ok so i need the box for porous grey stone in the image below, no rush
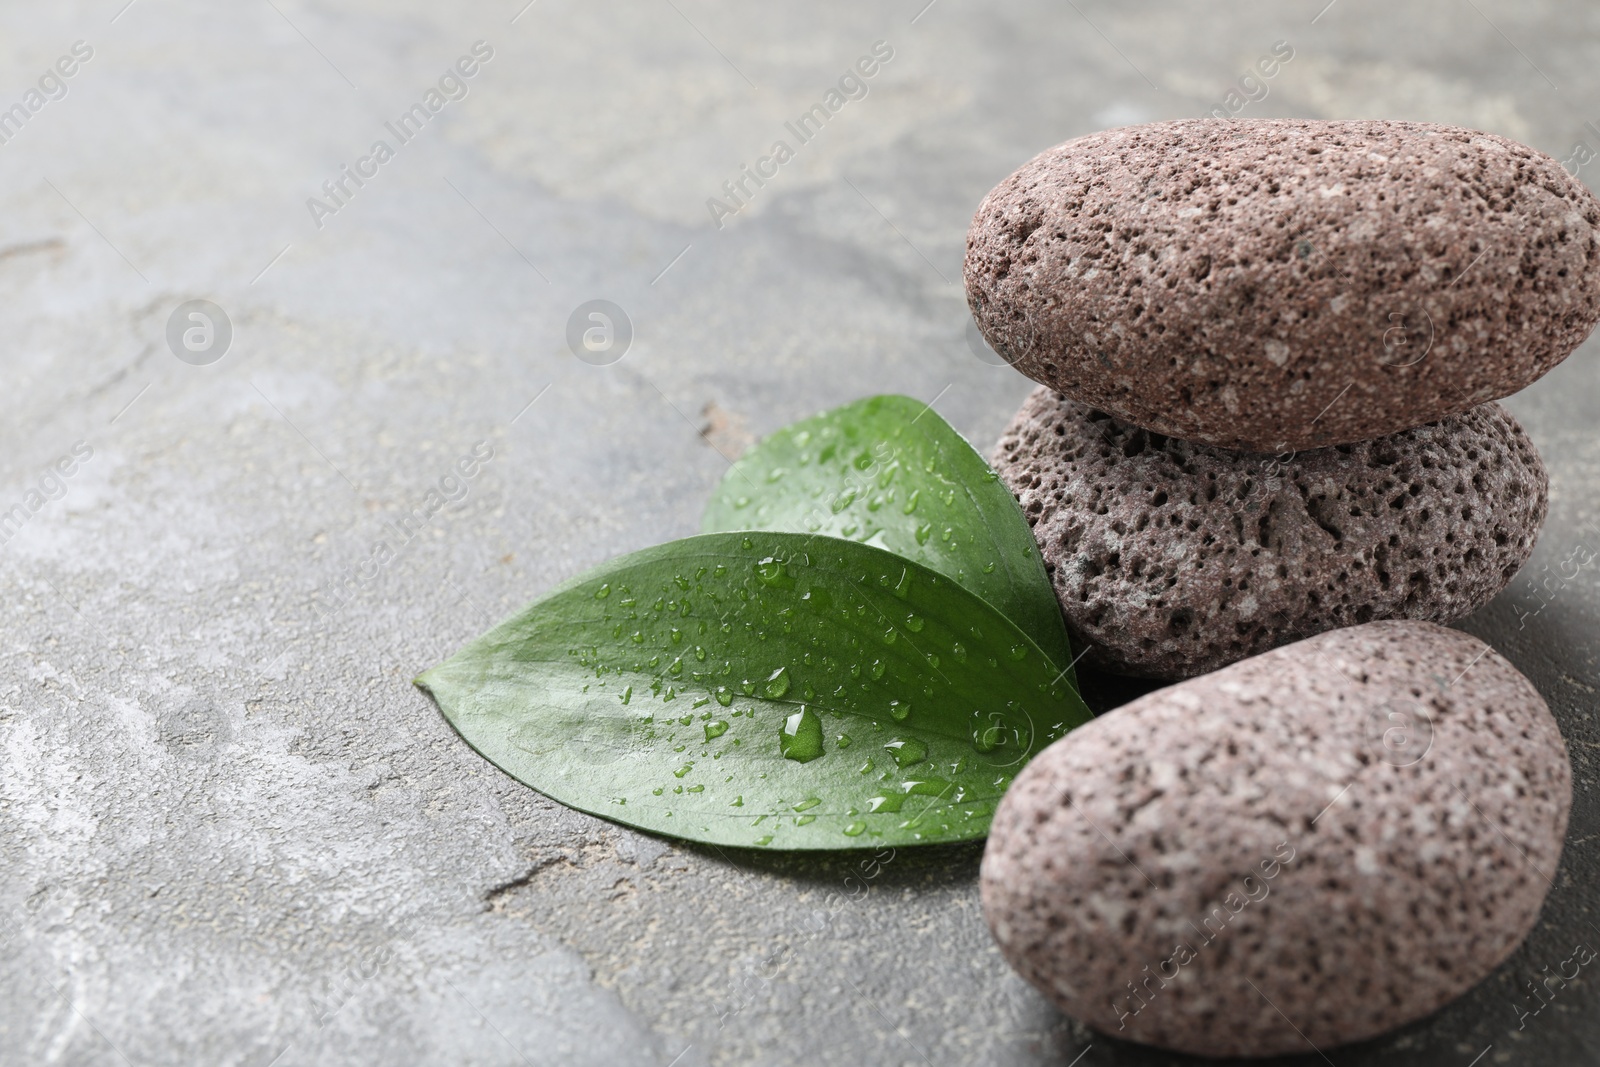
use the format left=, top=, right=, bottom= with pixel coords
left=965, top=119, right=1600, bottom=451
left=981, top=621, right=1572, bottom=1058
left=994, top=387, right=1548, bottom=679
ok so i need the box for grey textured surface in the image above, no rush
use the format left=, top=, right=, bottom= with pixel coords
left=1, top=2, right=1598, bottom=1065
left=983, top=622, right=1572, bottom=1058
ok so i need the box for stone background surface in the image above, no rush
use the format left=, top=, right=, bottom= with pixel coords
left=0, top=1, right=1595, bottom=1064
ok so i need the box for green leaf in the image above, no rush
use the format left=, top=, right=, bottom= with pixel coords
left=701, top=395, right=1074, bottom=676
left=416, top=532, right=1091, bottom=850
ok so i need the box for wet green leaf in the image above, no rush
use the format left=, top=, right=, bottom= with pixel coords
left=702, top=395, right=1074, bottom=676
left=416, top=532, right=1091, bottom=850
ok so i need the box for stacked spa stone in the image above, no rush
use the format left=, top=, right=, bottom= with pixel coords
left=967, top=118, right=1591, bottom=1059
left=965, top=119, right=1600, bottom=680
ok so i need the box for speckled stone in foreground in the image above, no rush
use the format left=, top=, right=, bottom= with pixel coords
left=994, top=388, right=1547, bottom=679
left=965, top=119, right=1600, bottom=451
left=981, top=621, right=1571, bottom=1058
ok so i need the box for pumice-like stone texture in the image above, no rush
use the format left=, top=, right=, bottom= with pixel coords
left=981, top=621, right=1571, bottom=1058
left=994, top=387, right=1548, bottom=679
left=965, top=119, right=1600, bottom=451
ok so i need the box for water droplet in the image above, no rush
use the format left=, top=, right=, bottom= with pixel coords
left=914, top=522, right=933, bottom=546
left=951, top=642, right=968, bottom=663
left=902, top=489, right=920, bottom=514
left=686, top=784, right=704, bottom=793
left=705, top=720, right=729, bottom=741
left=970, top=711, right=1011, bottom=753
left=630, top=632, right=645, bottom=645
left=869, top=659, right=886, bottom=681
left=594, top=584, right=612, bottom=600
left=715, top=687, right=734, bottom=707
left=882, top=628, right=897, bottom=646
left=836, top=733, right=853, bottom=749
left=901, top=777, right=954, bottom=798
left=982, top=561, right=997, bottom=574
left=764, top=666, right=791, bottom=699
left=678, top=714, right=693, bottom=726
left=755, top=557, right=785, bottom=583
left=673, top=763, right=693, bottom=778
left=670, top=628, right=683, bottom=644
left=652, top=787, right=664, bottom=796
left=731, top=795, right=744, bottom=807
left=842, top=821, right=867, bottom=837
left=795, top=814, right=816, bottom=826
left=619, top=686, right=632, bottom=705
left=1009, top=644, right=1028, bottom=661
left=740, top=537, right=754, bottom=550
left=885, top=738, right=928, bottom=768
left=740, top=679, right=756, bottom=696
left=779, top=707, right=825, bottom=763
left=905, top=614, right=925, bottom=633
left=866, top=793, right=905, bottom=814
left=754, top=834, right=773, bottom=846
left=793, top=797, right=821, bottom=812
left=888, top=701, right=910, bottom=722
left=893, top=568, right=912, bottom=598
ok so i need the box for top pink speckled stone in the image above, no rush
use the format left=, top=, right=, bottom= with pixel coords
left=965, top=119, right=1600, bottom=452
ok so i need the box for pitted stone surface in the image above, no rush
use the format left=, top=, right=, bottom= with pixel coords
left=994, top=387, right=1548, bottom=679
left=981, top=621, right=1572, bottom=1058
left=965, top=119, right=1600, bottom=451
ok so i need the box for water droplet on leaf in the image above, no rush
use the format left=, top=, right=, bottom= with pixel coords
left=779, top=707, right=825, bottom=763
left=884, top=738, right=928, bottom=768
